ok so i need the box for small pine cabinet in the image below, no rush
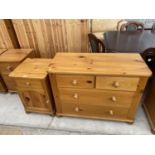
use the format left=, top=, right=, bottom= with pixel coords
left=9, top=58, right=55, bottom=115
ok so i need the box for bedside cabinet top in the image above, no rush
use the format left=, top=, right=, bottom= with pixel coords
left=0, top=49, right=34, bottom=62
left=9, top=58, right=52, bottom=79
left=0, top=49, right=7, bottom=55
left=48, top=53, right=152, bottom=77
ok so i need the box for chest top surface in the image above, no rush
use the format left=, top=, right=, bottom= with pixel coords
left=48, top=53, right=152, bottom=77
left=0, top=49, right=33, bottom=62
left=9, top=58, right=52, bottom=79
left=0, top=49, right=7, bottom=55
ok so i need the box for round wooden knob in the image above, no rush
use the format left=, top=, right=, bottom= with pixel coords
left=109, top=110, right=114, bottom=115
left=73, top=93, right=78, bottom=99
left=72, top=80, right=77, bottom=85
left=75, top=107, right=79, bottom=112
left=26, top=82, right=31, bottom=86
left=6, top=66, right=12, bottom=71
left=113, top=81, right=120, bottom=88
left=111, top=96, right=116, bottom=102
left=46, top=100, right=50, bottom=104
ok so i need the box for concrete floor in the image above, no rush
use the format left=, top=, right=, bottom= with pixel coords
left=0, top=93, right=153, bottom=135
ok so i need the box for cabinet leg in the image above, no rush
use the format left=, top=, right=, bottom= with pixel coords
left=57, top=115, right=62, bottom=118
left=127, top=121, right=134, bottom=125
left=151, top=128, right=155, bottom=134
left=26, top=111, right=31, bottom=114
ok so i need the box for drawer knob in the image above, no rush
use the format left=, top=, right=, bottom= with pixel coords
left=113, top=81, right=120, bottom=88
left=26, top=82, right=31, bottom=86
left=72, top=80, right=77, bottom=85
left=73, top=93, right=78, bottom=99
left=6, top=66, right=13, bottom=71
left=109, top=110, right=114, bottom=115
left=75, top=107, right=79, bottom=112
left=111, top=96, right=116, bottom=102
left=46, top=100, right=50, bottom=104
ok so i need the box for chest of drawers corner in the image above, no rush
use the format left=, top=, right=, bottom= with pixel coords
left=0, top=49, right=34, bottom=92
left=48, top=53, right=152, bottom=123
left=9, top=58, right=55, bottom=115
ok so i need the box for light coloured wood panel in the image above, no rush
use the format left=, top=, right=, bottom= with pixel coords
left=58, top=88, right=135, bottom=108
left=96, top=76, right=139, bottom=91
left=0, top=20, right=19, bottom=48
left=12, top=19, right=89, bottom=58
left=56, top=74, right=94, bottom=89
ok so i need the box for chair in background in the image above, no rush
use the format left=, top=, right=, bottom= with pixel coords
left=141, top=48, right=155, bottom=73
left=120, top=21, right=144, bottom=32
left=90, top=19, right=123, bottom=40
left=88, top=33, right=105, bottom=53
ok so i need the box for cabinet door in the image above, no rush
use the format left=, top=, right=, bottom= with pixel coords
left=18, top=90, right=54, bottom=114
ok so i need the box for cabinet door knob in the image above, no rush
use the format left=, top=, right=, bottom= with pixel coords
left=6, top=66, right=12, bottom=71
left=74, top=107, right=79, bottom=112
left=113, top=81, right=120, bottom=88
left=26, top=82, right=31, bottom=86
left=72, top=80, right=77, bottom=85
left=109, top=110, right=114, bottom=115
left=111, top=96, right=116, bottom=102
left=73, top=93, right=78, bottom=99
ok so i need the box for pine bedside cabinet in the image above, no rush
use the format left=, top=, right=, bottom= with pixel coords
left=0, top=49, right=34, bottom=92
left=0, top=49, right=7, bottom=92
left=9, top=58, right=55, bottom=115
left=48, top=53, right=151, bottom=123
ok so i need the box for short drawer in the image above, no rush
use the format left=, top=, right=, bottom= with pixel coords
left=56, top=74, right=94, bottom=88
left=0, top=62, right=19, bottom=73
left=61, top=102, right=128, bottom=119
left=14, top=78, right=43, bottom=90
left=96, top=76, right=139, bottom=91
left=58, top=88, right=134, bottom=108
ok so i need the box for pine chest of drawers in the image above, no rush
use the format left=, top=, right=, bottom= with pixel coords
left=0, top=49, right=34, bottom=92
left=9, top=58, right=55, bottom=115
left=48, top=53, right=151, bottom=123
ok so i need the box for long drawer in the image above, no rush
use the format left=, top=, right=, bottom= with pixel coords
left=56, top=74, right=95, bottom=89
left=58, top=88, right=135, bottom=108
left=61, top=102, right=129, bottom=119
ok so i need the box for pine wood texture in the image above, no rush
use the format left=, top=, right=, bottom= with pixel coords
left=9, top=58, right=55, bottom=115
left=12, top=19, right=89, bottom=58
left=49, top=53, right=151, bottom=122
left=0, top=49, right=7, bottom=55
left=0, top=49, right=34, bottom=92
left=0, top=20, right=19, bottom=48
left=144, top=75, right=155, bottom=133
left=48, top=53, right=151, bottom=77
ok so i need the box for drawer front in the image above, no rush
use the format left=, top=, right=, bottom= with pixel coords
left=96, top=76, right=139, bottom=91
left=58, top=88, right=134, bottom=108
left=56, top=74, right=94, bottom=88
left=0, top=62, right=19, bottom=73
left=1, top=73, right=16, bottom=91
left=61, top=102, right=128, bottom=119
left=15, top=78, right=43, bottom=90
